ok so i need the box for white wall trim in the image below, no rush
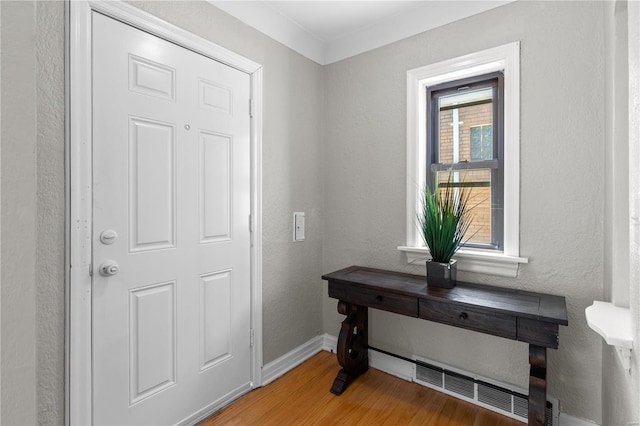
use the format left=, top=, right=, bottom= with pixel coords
left=66, top=2, right=263, bottom=424
left=404, top=42, right=525, bottom=277
left=397, top=246, right=528, bottom=278
left=261, top=335, right=327, bottom=386
left=250, top=66, right=264, bottom=388
left=558, top=413, right=600, bottom=426
left=322, top=333, right=338, bottom=353
left=209, top=1, right=325, bottom=65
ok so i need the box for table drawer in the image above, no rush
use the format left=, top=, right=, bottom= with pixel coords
left=419, top=299, right=517, bottom=339
left=329, top=284, right=418, bottom=317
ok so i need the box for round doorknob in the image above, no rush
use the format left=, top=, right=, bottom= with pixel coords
left=99, top=261, right=120, bottom=277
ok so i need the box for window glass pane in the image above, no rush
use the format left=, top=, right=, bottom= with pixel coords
left=435, top=170, right=492, bottom=245
left=470, top=125, right=493, bottom=161
left=438, top=88, right=493, bottom=164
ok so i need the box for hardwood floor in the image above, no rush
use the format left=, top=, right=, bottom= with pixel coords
left=200, top=351, right=523, bottom=425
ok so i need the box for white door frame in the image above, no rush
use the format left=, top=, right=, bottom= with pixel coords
left=65, top=1, right=263, bottom=424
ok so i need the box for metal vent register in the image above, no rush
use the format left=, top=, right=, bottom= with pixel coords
left=413, top=356, right=558, bottom=425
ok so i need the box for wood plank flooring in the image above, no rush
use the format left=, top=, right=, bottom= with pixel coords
left=200, top=351, right=523, bottom=426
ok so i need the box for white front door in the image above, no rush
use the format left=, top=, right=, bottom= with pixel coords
left=91, top=12, right=252, bottom=425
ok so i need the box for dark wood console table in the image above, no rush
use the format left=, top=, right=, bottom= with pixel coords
left=323, top=266, right=568, bottom=426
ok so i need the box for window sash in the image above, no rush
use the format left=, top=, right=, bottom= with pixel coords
left=431, top=159, right=498, bottom=172
left=426, top=72, right=504, bottom=250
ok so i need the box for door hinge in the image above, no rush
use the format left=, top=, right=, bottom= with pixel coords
left=249, top=213, right=254, bottom=232
left=89, top=264, right=93, bottom=277
left=250, top=329, right=255, bottom=347
left=249, top=98, right=254, bottom=118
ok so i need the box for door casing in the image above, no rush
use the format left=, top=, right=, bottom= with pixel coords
left=65, top=2, right=263, bottom=424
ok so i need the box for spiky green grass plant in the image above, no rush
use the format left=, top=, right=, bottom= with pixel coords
left=418, top=175, right=474, bottom=264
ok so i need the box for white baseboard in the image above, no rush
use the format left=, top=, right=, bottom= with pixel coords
left=368, top=348, right=414, bottom=382
left=322, top=333, right=337, bottom=353
left=261, top=334, right=329, bottom=385
left=558, top=413, right=599, bottom=426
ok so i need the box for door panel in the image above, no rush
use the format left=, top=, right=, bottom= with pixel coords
left=200, top=131, right=232, bottom=243
left=92, top=12, right=251, bottom=425
left=200, top=270, right=232, bottom=369
left=129, top=55, right=176, bottom=101
left=129, top=281, right=177, bottom=404
left=129, top=117, right=177, bottom=251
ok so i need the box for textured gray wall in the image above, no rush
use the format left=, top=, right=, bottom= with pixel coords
left=1, top=1, right=67, bottom=424
left=36, top=1, right=66, bottom=424
left=1, top=2, right=38, bottom=425
left=321, top=1, right=605, bottom=423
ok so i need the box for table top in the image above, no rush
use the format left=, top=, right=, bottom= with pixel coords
left=323, top=265, right=568, bottom=325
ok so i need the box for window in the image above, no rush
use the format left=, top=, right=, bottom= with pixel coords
left=401, top=43, right=528, bottom=277
left=427, top=73, right=503, bottom=250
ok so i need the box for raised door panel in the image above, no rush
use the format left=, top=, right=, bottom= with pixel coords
left=129, top=117, right=176, bottom=251
left=200, top=271, right=232, bottom=370
left=199, top=79, right=232, bottom=115
left=199, top=131, right=232, bottom=243
left=129, top=55, right=176, bottom=101
left=129, top=281, right=177, bottom=404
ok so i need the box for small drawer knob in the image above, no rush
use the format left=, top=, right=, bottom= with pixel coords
left=459, top=312, right=468, bottom=320
left=375, top=295, right=383, bottom=302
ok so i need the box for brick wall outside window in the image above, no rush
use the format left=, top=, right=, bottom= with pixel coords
left=437, top=103, right=493, bottom=244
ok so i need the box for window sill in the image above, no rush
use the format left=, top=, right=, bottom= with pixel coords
left=585, top=301, right=633, bottom=372
left=397, top=246, right=528, bottom=278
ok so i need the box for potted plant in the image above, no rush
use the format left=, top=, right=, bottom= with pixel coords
left=418, top=174, right=474, bottom=288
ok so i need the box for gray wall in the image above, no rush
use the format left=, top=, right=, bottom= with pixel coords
left=1, top=2, right=39, bottom=425
left=322, top=1, right=606, bottom=423
left=36, top=2, right=66, bottom=424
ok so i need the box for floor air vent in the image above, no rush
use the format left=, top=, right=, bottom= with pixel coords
left=415, top=362, right=442, bottom=387
left=413, top=356, right=558, bottom=425
left=444, top=372, right=474, bottom=399
left=513, top=393, right=529, bottom=419
left=478, top=382, right=512, bottom=413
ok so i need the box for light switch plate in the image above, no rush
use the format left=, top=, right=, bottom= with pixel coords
left=293, top=212, right=305, bottom=242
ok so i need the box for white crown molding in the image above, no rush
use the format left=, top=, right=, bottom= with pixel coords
left=323, top=1, right=514, bottom=64
left=209, top=1, right=514, bottom=65
left=210, top=1, right=326, bottom=63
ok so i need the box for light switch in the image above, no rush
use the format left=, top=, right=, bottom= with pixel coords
left=293, top=212, right=305, bottom=242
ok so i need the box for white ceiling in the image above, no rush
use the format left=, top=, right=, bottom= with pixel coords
left=210, top=1, right=515, bottom=65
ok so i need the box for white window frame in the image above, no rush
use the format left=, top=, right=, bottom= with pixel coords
left=399, top=42, right=528, bottom=277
